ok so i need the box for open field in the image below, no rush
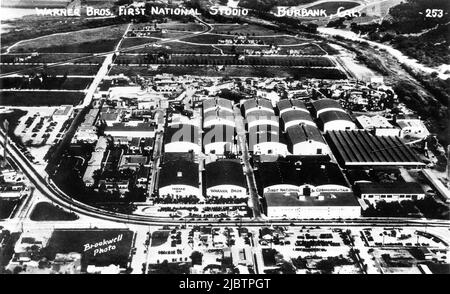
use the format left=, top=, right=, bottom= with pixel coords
left=0, top=199, right=18, bottom=219
left=109, top=64, right=346, bottom=79
left=0, top=91, right=84, bottom=106
left=8, top=24, right=127, bottom=53
left=1, top=53, right=105, bottom=65
left=0, top=64, right=100, bottom=75
left=132, top=21, right=204, bottom=32
left=30, top=202, right=79, bottom=221
left=0, top=77, right=93, bottom=90
left=309, top=1, right=360, bottom=13
left=120, top=37, right=158, bottom=49
left=210, top=23, right=280, bottom=35
left=43, top=229, right=134, bottom=270
left=184, top=33, right=302, bottom=45
left=115, top=55, right=335, bottom=67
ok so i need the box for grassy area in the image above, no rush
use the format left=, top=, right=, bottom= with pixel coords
left=0, top=91, right=84, bottom=106
left=43, top=229, right=134, bottom=271
left=110, top=64, right=346, bottom=79
left=211, top=23, right=280, bottom=35
left=1, top=53, right=105, bottom=64
left=0, top=64, right=100, bottom=75
left=121, top=37, right=158, bottom=49
left=115, top=55, right=335, bottom=67
left=1, top=15, right=127, bottom=49
left=29, top=202, right=79, bottom=221
left=150, top=230, right=170, bottom=247
left=309, top=1, right=360, bottom=13
left=0, top=77, right=93, bottom=90
left=0, top=199, right=18, bottom=219
left=9, top=24, right=128, bottom=53
left=184, top=34, right=301, bottom=45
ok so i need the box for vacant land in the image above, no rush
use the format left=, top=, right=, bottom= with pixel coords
left=309, top=1, right=360, bottom=14
left=1, top=53, right=105, bottom=64
left=43, top=229, right=134, bottom=270
left=9, top=24, right=127, bottom=53
left=30, top=202, right=79, bottom=221
left=0, top=64, right=100, bottom=75
left=0, top=199, right=18, bottom=219
left=115, top=54, right=335, bottom=67
left=184, top=34, right=301, bottom=45
left=110, top=64, right=346, bottom=79
left=0, top=77, right=93, bottom=90
left=0, top=91, right=85, bottom=106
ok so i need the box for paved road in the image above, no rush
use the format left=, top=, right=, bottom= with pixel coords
left=233, top=106, right=262, bottom=219
left=3, top=127, right=450, bottom=227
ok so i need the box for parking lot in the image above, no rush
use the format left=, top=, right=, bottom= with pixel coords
left=13, top=107, right=72, bottom=164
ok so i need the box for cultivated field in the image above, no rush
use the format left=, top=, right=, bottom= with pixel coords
left=0, top=91, right=85, bottom=106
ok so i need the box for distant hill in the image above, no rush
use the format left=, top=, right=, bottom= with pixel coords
left=1, top=0, right=117, bottom=8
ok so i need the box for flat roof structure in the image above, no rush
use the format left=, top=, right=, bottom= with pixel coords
left=355, top=182, right=425, bottom=195
left=266, top=192, right=359, bottom=207
left=356, top=115, right=395, bottom=130
left=326, top=130, right=425, bottom=167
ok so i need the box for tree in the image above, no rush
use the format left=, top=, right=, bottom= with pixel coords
left=316, top=259, right=335, bottom=274
left=279, top=261, right=296, bottom=274
left=190, top=251, right=203, bottom=265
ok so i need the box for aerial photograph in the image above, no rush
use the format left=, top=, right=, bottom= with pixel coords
left=0, top=0, right=449, bottom=279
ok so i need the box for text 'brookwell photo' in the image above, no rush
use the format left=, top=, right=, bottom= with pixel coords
left=0, top=0, right=449, bottom=279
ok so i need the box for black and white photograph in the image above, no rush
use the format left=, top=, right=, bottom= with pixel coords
left=0, top=0, right=449, bottom=279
